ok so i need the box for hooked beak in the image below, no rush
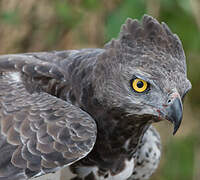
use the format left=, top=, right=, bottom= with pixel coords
left=165, top=97, right=183, bottom=135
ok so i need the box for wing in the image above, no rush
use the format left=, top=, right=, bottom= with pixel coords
left=0, top=52, right=97, bottom=179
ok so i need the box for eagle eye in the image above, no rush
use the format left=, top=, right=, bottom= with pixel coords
left=131, top=78, right=149, bottom=93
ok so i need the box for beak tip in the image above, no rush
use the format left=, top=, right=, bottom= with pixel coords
left=166, top=97, right=183, bottom=135
left=172, top=116, right=182, bottom=135
left=173, top=126, right=178, bottom=135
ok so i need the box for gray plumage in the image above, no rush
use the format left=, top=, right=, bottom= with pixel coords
left=0, top=15, right=191, bottom=180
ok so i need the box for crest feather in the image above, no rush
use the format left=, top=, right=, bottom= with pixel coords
left=117, top=15, right=185, bottom=60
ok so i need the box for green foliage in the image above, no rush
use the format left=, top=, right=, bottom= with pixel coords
left=46, top=1, right=83, bottom=47
left=160, top=0, right=200, bottom=53
left=188, top=57, right=200, bottom=107
left=159, top=135, right=197, bottom=180
left=81, top=0, right=100, bottom=10
left=54, top=1, right=82, bottom=27
left=0, top=10, right=20, bottom=25
left=105, top=0, right=146, bottom=41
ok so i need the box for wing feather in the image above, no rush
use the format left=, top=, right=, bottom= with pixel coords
left=0, top=53, right=97, bottom=179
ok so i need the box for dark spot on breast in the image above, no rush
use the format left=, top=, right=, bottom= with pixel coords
left=132, top=171, right=137, bottom=175
left=145, top=160, right=150, bottom=163
left=145, top=152, right=149, bottom=158
left=104, top=173, right=109, bottom=178
left=148, top=147, right=152, bottom=153
left=85, top=172, right=96, bottom=180
left=142, top=174, right=146, bottom=178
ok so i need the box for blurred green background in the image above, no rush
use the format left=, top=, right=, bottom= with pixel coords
left=0, top=0, right=199, bottom=180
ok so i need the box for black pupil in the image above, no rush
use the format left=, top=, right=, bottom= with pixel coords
left=137, top=81, right=144, bottom=88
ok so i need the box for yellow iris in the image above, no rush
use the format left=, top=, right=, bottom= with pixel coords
left=132, top=78, right=148, bottom=93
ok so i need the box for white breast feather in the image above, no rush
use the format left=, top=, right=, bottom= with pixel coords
left=129, top=126, right=161, bottom=179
